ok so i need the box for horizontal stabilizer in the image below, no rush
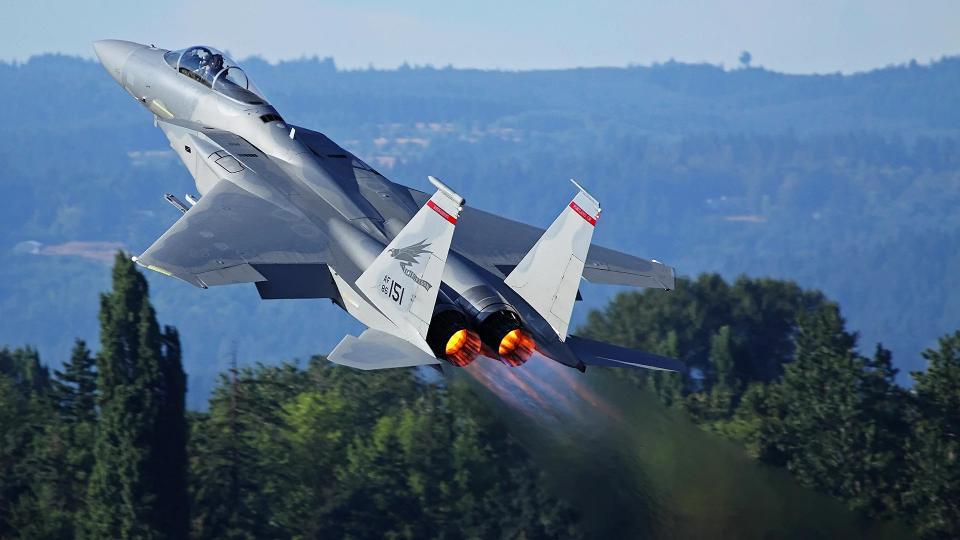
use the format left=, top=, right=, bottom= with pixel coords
left=328, top=329, right=441, bottom=370
left=567, top=335, right=685, bottom=372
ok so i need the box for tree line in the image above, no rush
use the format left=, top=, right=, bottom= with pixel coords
left=580, top=274, right=960, bottom=538
left=1, top=254, right=187, bottom=538
left=2, top=257, right=957, bottom=538
left=0, top=254, right=580, bottom=539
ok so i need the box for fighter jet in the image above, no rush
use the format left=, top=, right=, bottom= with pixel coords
left=93, top=40, right=683, bottom=373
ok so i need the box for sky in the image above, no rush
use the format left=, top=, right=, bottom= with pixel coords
left=3, top=0, right=959, bottom=73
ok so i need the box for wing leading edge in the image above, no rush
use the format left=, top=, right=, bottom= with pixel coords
left=135, top=126, right=332, bottom=288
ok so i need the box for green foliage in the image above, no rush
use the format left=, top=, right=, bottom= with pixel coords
left=189, top=360, right=582, bottom=539
left=49, top=340, right=98, bottom=532
left=683, top=325, right=740, bottom=426
left=903, top=331, right=960, bottom=538
left=0, top=344, right=95, bottom=538
left=580, top=273, right=959, bottom=536
left=645, top=332, right=684, bottom=407
left=715, top=382, right=779, bottom=457
left=156, top=326, right=189, bottom=539
left=710, top=325, right=737, bottom=392
left=83, top=253, right=188, bottom=539
left=0, top=347, right=55, bottom=537
left=580, top=273, right=829, bottom=400
left=745, top=305, right=907, bottom=515
left=4, top=259, right=960, bottom=538
left=0, top=346, right=50, bottom=397
left=189, top=362, right=308, bottom=539
left=53, top=340, right=97, bottom=425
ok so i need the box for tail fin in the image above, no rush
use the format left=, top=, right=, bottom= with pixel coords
left=356, top=176, right=463, bottom=345
left=505, top=180, right=599, bottom=339
left=567, top=335, right=686, bottom=372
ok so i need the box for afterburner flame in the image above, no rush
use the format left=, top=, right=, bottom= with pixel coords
left=498, top=329, right=536, bottom=366
left=445, top=329, right=481, bottom=367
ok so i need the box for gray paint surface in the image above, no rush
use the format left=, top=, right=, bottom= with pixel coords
left=93, top=39, right=677, bottom=373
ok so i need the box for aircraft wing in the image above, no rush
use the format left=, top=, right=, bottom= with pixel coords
left=135, top=130, right=332, bottom=288
left=405, top=189, right=675, bottom=290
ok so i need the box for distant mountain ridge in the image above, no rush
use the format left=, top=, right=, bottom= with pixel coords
left=1, top=53, right=958, bottom=405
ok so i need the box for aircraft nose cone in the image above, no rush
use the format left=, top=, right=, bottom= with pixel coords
left=92, top=39, right=143, bottom=84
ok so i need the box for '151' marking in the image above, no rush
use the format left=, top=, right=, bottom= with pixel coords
left=381, top=275, right=404, bottom=305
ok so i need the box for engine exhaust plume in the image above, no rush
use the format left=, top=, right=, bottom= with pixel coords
left=498, top=328, right=536, bottom=366
left=445, top=328, right=481, bottom=367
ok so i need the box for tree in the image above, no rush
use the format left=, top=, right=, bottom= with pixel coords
left=53, top=339, right=97, bottom=424
left=904, top=331, right=960, bottom=538
left=686, top=325, right=739, bottom=424
left=48, top=339, right=98, bottom=530
left=647, top=331, right=684, bottom=407
left=0, top=356, right=36, bottom=537
left=728, top=277, right=828, bottom=383
left=155, top=326, right=189, bottom=539
left=739, top=50, right=752, bottom=68
left=749, top=304, right=906, bottom=515
left=0, top=346, right=50, bottom=397
left=189, top=358, right=582, bottom=539
left=578, top=274, right=829, bottom=403
left=710, top=325, right=738, bottom=392
left=0, top=347, right=75, bottom=537
left=83, top=253, right=188, bottom=539
left=190, top=362, right=302, bottom=539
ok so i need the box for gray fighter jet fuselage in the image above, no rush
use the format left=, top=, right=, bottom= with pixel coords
left=94, top=39, right=682, bottom=373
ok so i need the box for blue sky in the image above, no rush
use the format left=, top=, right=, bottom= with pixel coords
left=5, top=0, right=959, bottom=73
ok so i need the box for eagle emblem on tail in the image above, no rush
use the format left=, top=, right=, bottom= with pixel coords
left=387, top=239, right=435, bottom=291
left=389, top=239, right=432, bottom=270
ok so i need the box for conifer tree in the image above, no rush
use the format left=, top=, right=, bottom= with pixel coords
left=155, top=325, right=189, bottom=539
left=904, top=331, right=960, bottom=538
left=48, top=339, right=99, bottom=528
left=53, top=339, right=97, bottom=424
left=83, top=253, right=188, bottom=539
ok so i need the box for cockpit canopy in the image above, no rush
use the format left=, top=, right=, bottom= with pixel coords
left=163, top=46, right=266, bottom=105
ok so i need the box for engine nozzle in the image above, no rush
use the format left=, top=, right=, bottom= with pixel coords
left=444, top=328, right=482, bottom=367
left=478, top=309, right=535, bottom=366
left=498, top=328, right=536, bottom=366
left=427, top=308, right=481, bottom=367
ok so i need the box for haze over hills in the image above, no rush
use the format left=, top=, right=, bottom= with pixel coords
left=1, top=53, right=958, bottom=405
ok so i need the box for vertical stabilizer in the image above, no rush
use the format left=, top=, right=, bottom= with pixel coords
left=505, top=180, right=600, bottom=340
left=356, top=176, right=463, bottom=350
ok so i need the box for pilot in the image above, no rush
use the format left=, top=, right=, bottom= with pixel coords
left=208, top=54, right=225, bottom=78
left=200, top=53, right=225, bottom=82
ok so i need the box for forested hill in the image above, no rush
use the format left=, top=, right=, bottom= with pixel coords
left=1, top=53, right=959, bottom=403
left=2, top=259, right=954, bottom=537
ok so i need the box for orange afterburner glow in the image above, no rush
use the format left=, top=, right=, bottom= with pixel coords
left=498, top=329, right=536, bottom=366
left=445, top=329, right=481, bottom=367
